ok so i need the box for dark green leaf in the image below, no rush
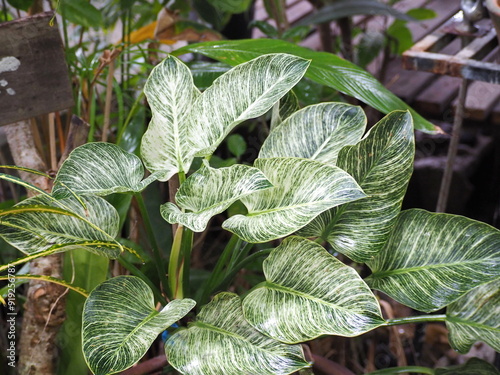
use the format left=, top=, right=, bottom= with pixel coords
left=60, top=0, right=103, bottom=29
left=436, top=358, right=500, bottom=375
left=227, top=134, right=247, bottom=158
left=174, top=39, right=437, bottom=132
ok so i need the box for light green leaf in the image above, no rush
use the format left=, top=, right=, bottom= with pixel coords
left=366, top=209, right=500, bottom=312
left=227, top=134, right=247, bottom=158
left=60, top=0, right=103, bottom=28
left=53, top=143, right=157, bottom=197
left=174, top=39, right=437, bottom=132
left=187, top=54, right=310, bottom=156
left=0, top=195, right=119, bottom=256
left=435, top=358, right=500, bottom=375
left=446, top=279, right=500, bottom=354
left=141, top=55, right=200, bottom=181
left=160, top=164, right=272, bottom=232
left=83, top=276, right=195, bottom=375
left=165, top=292, right=309, bottom=375
left=242, top=237, right=385, bottom=343
left=270, top=91, right=300, bottom=129
left=222, top=157, right=366, bottom=243
left=298, top=111, right=414, bottom=262
left=260, top=102, right=366, bottom=165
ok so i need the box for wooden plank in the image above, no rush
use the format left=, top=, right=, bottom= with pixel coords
left=0, top=12, right=73, bottom=126
left=452, top=80, right=500, bottom=121
left=413, top=75, right=461, bottom=116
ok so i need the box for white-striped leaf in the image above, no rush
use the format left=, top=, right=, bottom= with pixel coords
left=83, top=276, right=195, bottom=375
left=446, top=278, right=500, bottom=354
left=366, top=209, right=500, bottom=312
left=242, top=236, right=384, bottom=343
left=270, top=91, right=300, bottom=129
left=298, top=111, right=414, bottom=262
left=222, top=157, right=366, bottom=243
left=53, top=142, right=157, bottom=197
left=140, top=55, right=201, bottom=181
left=0, top=195, right=119, bottom=257
left=160, top=163, right=272, bottom=232
left=165, top=292, right=309, bottom=375
left=187, top=54, right=310, bottom=157
left=260, top=102, right=366, bottom=165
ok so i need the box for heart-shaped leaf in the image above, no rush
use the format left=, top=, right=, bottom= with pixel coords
left=298, top=111, right=414, bottom=262
left=187, top=53, right=310, bottom=156
left=140, top=55, right=201, bottom=181
left=83, top=276, right=195, bottom=375
left=160, top=163, right=272, bottom=232
left=165, top=292, right=309, bottom=375
left=242, top=236, right=385, bottom=343
left=0, top=195, right=120, bottom=256
left=260, top=102, right=366, bottom=165
left=446, top=278, right=500, bottom=353
left=53, top=143, right=157, bottom=197
left=222, top=157, right=366, bottom=243
left=366, top=209, right=500, bottom=312
left=174, top=39, right=437, bottom=132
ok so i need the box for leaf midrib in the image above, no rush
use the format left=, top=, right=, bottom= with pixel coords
left=369, top=258, right=498, bottom=279
left=447, top=315, right=500, bottom=332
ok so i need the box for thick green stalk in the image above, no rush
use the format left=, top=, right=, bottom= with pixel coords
left=134, top=192, right=170, bottom=299
left=384, top=314, right=447, bottom=326
left=367, top=366, right=435, bottom=374
left=168, top=224, right=193, bottom=299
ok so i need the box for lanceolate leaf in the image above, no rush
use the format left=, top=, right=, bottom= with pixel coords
left=446, top=279, right=500, bottom=353
left=83, top=276, right=195, bottom=375
left=207, top=0, right=252, bottom=13
left=0, top=195, right=120, bottom=257
left=174, top=39, right=437, bottom=132
left=165, top=292, right=309, bottom=375
left=294, top=0, right=414, bottom=27
left=141, top=55, right=201, bottom=181
left=260, top=102, right=366, bottom=165
left=222, top=158, right=366, bottom=243
left=435, top=358, right=500, bottom=375
left=366, top=209, right=500, bottom=312
left=242, top=237, right=385, bottom=343
left=298, top=111, right=414, bottom=262
left=187, top=53, right=310, bottom=156
left=53, top=143, right=157, bottom=197
left=160, top=163, right=272, bottom=232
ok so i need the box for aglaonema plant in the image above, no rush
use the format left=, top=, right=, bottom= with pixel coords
left=0, top=53, right=499, bottom=375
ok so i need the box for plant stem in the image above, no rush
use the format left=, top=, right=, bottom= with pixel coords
left=168, top=225, right=193, bottom=299
left=367, top=366, right=435, bottom=374
left=134, top=192, right=170, bottom=299
left=384, top=314, right=447, bottom=326
left=217, top=249, right=273, bottom=292
left=115, top=91, right=144, bottom=145
left=200, top=234, right=241, bottom=304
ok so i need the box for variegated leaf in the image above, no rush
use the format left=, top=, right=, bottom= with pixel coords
left=140, top=55, right=200, bottom=181
left=0, top=195, right=119, bottom=256
left=165, top=292, right=309, bottom=375
left=270, top=91, right=300, bottom=129
left=261, top=102, right=366, bottom=165
left=160, top=163, right=272, bottom=232
left=446, top=278, right=500, bottom=353
left=53, top=142, right=157, bottom=197
left=222, top=157, right=366, bottom=243
left=366, top=209, right=500, bottom=312
left=187, top=54, right=310, bottom=156
left=242, top=236, right=384, bottom=343
left=298, top=111, right=414, bottom=262
left=83, top=276, right=195, bottom=375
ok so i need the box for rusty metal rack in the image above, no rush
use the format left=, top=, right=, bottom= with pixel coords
left=402, top=12, right=500, bottom=84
